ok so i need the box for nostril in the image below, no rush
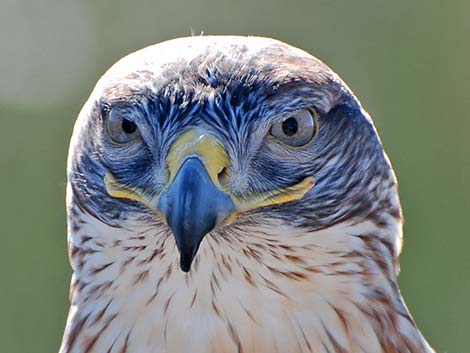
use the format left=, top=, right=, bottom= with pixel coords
left=217, top=167, right=230, bottom=188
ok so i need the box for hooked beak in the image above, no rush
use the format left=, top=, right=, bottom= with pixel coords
left=104, top=129, right=315, bottom=272
left=158, top=156, right=235, bottom=272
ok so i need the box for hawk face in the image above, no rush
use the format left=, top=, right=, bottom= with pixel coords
left=62, top=37, right=433, bottom=353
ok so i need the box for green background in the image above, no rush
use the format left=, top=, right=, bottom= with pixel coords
left=0, top=0, right=468, bottom=352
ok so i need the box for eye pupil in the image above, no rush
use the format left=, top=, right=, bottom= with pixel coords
left=282, top=117, right=298, bottom=136
left=270, top=109, right=317, bottom=147
left=121, top=118, right=137, bottom=134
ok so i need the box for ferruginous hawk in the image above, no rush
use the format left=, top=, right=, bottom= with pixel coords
left=60, top=36, right=435, bottom=353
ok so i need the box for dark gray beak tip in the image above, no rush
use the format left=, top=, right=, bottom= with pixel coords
left=180, top=254, right=193, bottom=272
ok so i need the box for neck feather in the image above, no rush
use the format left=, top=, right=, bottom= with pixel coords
left=60, top=205, right=433, bottom=353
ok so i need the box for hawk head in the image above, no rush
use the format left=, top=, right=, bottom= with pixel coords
left=62, top=36, right=433, bottom=353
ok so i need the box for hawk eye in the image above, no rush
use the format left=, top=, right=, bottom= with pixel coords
left=270, top=109, right=317, bottom=147
left=105, top=109, right=141, bottom=144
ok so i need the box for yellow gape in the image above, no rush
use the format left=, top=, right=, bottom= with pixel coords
left=105, top=128, right=314, bottom=221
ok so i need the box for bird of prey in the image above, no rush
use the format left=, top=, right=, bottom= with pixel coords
left=60, top=36, right=435, bottom=353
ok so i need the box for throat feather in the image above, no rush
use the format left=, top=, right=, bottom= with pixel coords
left=61, top=212, right=430, bottom=353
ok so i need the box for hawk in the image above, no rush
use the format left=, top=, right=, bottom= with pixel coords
left=60, top=36, right=435, bottom=353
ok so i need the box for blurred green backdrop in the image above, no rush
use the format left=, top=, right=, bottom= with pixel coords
left=0, top=0, right=468, bottom=352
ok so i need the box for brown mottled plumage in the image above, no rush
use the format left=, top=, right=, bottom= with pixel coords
left=60, top=36, right=435, bottom=353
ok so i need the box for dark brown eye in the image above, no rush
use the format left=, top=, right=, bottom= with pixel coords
left=106, top=109, right=141, bottom=144
left=121, top=118, right=137, bottom=134
left=270, top=109, right=317, bottom=147
left=282, top=117, right=299, bottom=136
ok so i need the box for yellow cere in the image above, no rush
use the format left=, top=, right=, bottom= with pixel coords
left=166, top=129, right=230, bottom=190
left=104, top=128, right=315, bottom=223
